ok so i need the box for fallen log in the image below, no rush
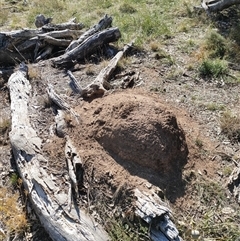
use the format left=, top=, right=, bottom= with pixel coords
left=8, top=63, right=109, bottom=241
left=66, top=14, right=112, bottom=52
left=201, top=0, right=240, bottom=12
left=0, top=28, right=83, bottom=64
left=51, top=27, right=121, bottom=67
left=0, top=15, right=118, bottom=67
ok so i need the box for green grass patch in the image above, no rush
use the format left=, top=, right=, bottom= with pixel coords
left=199, top=59, right=229, bottom=78
left=205, top=31, right=227, bottom=59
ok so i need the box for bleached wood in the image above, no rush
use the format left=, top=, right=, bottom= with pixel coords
left=134, top=188, right=182, bottom=241
left=67, top=70, right=83, bottom=94
left=8, top=64, right=109, bottom=241
left=67, top=41, right=133, bottom=97
left=228, top=166, right=240, bottom=204
left=51, top=27, right=121, bottom=67
left=66, top=14, right=112, bottom=52
left=202, top=0, right=240, bottom=12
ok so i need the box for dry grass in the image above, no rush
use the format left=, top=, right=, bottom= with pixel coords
left=220, top=111, right=240, bottom=142
left=0, top=187, right=28, bottom=238
left=28, top=65, right=40, bottom=80
left=0, top=118, right=10, bottom=135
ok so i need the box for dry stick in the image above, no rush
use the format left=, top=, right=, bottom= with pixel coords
left=67, top=70, right=83, bottom=94
left=36, top=46, right=53, bottom=62
left=67, top=41, right=133, bottom=98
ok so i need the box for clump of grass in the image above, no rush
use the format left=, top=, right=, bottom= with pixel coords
left=220, top=111, right=240, bottom=142
left=199, top=181, right=227, bottom=205
left=195, top=138, right=203, bottom=148
left=9, top=173, right=19, bottom=187
left=199, top=59, right=229, bottom=78
left=119, top=3, right=136, bottom=14
left=0, top=187, right=28, bottom=237
left=206, top=102, right=225, bottom=111
left=0, top=119, right=11, bottom=135
left=205, top=31, right=227, bottom=59
left=222, top=166, right=232, bottom=177
left=28, top=65, right=40, bottom=80
left=107, top=216, right=149, bottom=241
left=85, top=64, right=96, bottom=76
left=149, top=41, right=160, bottom=52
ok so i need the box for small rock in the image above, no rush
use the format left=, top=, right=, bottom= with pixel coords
left=221, top=207, right=235, bottom=215
left=191, top=229, right=200, bottom=239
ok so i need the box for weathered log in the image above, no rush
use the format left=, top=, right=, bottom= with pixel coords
left=47, top=84, right=80, bottom=125
left=0, top=28, right=83, bottom=65
left=202, top=0, right=240, bottom=12
left=38, top=29, right=83, bottom=40
left=42, top=35, right=71, bottom=47
left=8, top=63, right=109, bottom=241
left=67, top=42, right=132, bottom=97
left=134, top=188, right=182, bottom=241
left=51, top=27, right=121, bottom=67
left=228, top=165, right=240, bottom=204
left=42, top=18, right=84, bottom=31
left=66, top=14, right=112, bottom=52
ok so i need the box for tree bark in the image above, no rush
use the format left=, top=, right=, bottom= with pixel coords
left=202, top=0, right=240, bottom=12
left=8, top=63, right=109, bottom=241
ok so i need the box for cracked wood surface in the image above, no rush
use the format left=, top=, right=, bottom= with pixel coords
left=8, top=64, right=109, bottom=241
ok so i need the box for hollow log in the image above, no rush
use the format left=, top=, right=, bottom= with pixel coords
left=202, top=0, right=240, bottom=12
left=51, top=27, right=121, bottom=67
left=8, top=63, right=109, bottom=241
